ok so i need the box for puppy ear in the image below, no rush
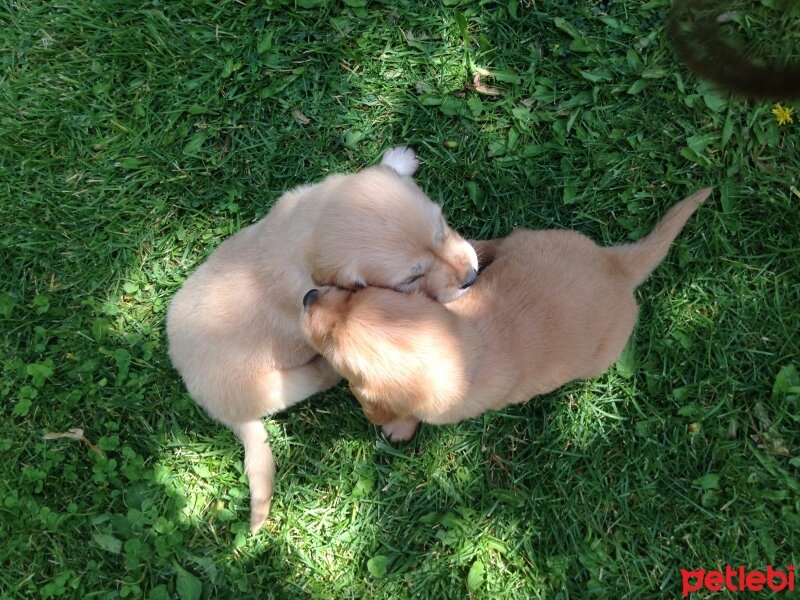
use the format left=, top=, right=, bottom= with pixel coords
left=471, top=239, right=502, bottom=270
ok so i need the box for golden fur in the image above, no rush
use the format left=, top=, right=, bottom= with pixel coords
left=166, top=147, right=478, bottom=531
left=302, top=189, right=711, bottom=441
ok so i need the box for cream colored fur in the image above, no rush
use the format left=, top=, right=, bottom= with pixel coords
left=166, top=147, right=478, bottom=531
left=302, top=188, right=711, bottom=441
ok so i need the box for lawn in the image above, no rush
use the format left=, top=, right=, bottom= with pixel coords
left=2, top=0, right=799, bottom=598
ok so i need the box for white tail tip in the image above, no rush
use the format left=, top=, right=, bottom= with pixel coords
left=381, top=146, right=419, bottom=176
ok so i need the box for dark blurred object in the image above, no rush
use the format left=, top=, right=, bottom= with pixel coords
left=668, top=0, right=800, bottom=99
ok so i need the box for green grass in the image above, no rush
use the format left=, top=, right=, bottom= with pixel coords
left=2, top=0, right=799, bottom=598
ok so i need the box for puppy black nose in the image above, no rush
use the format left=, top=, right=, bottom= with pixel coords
left=459, top=268, right=478, bottom=290
left=302, top=289, right=320, bottom=309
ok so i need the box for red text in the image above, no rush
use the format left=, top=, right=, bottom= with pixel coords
left=681, top=565, right=795, bottom=596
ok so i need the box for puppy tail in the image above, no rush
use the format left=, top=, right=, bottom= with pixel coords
left=609, top=188, right=711, bottom=287
left=232, top=420, right=276, bottom=533
left=380, top=146, right=419, bottom=177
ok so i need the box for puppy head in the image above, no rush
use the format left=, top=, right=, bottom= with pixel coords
left=300, top=286, right=356, bottom=361
left=307, top=166, right=478, bottom=304
left=301, top=286, right=429, bottom=379
left=301, top=286, right=465, bottom=422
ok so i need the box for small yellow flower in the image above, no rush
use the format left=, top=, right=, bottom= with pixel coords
left=772, top=103, right=794, bottom=126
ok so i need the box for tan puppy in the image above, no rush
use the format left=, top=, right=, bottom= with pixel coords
left=302, top=188, right=711, bottom=442
left=166, top=147, right=479, bottom=531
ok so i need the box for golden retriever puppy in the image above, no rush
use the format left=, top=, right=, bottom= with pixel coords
left=301, top=188, right=711, bottom=442
left=166, top=147, right=478, bottom=531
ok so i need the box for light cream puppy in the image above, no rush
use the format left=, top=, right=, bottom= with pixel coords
left=166, top=147, right=478, bottom=531
left=302, top=189, right=711, bottom=442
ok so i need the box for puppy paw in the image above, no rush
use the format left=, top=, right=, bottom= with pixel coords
left=310, top=355, right=343, bottom=390
left=381, top=417, right=420, bottom=442
left=381, top=146, right=419, bottom=177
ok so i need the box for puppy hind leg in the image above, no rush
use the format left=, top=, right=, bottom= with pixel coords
left=231, top=420, right=276, bottom=533
left=259, top=355, right=342, bottom=413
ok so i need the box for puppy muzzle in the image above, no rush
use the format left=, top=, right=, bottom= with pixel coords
left=459, top=267, right=478, bottom=290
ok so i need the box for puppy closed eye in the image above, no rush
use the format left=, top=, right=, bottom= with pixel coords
left=402, top=274, right=424, bottom=286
